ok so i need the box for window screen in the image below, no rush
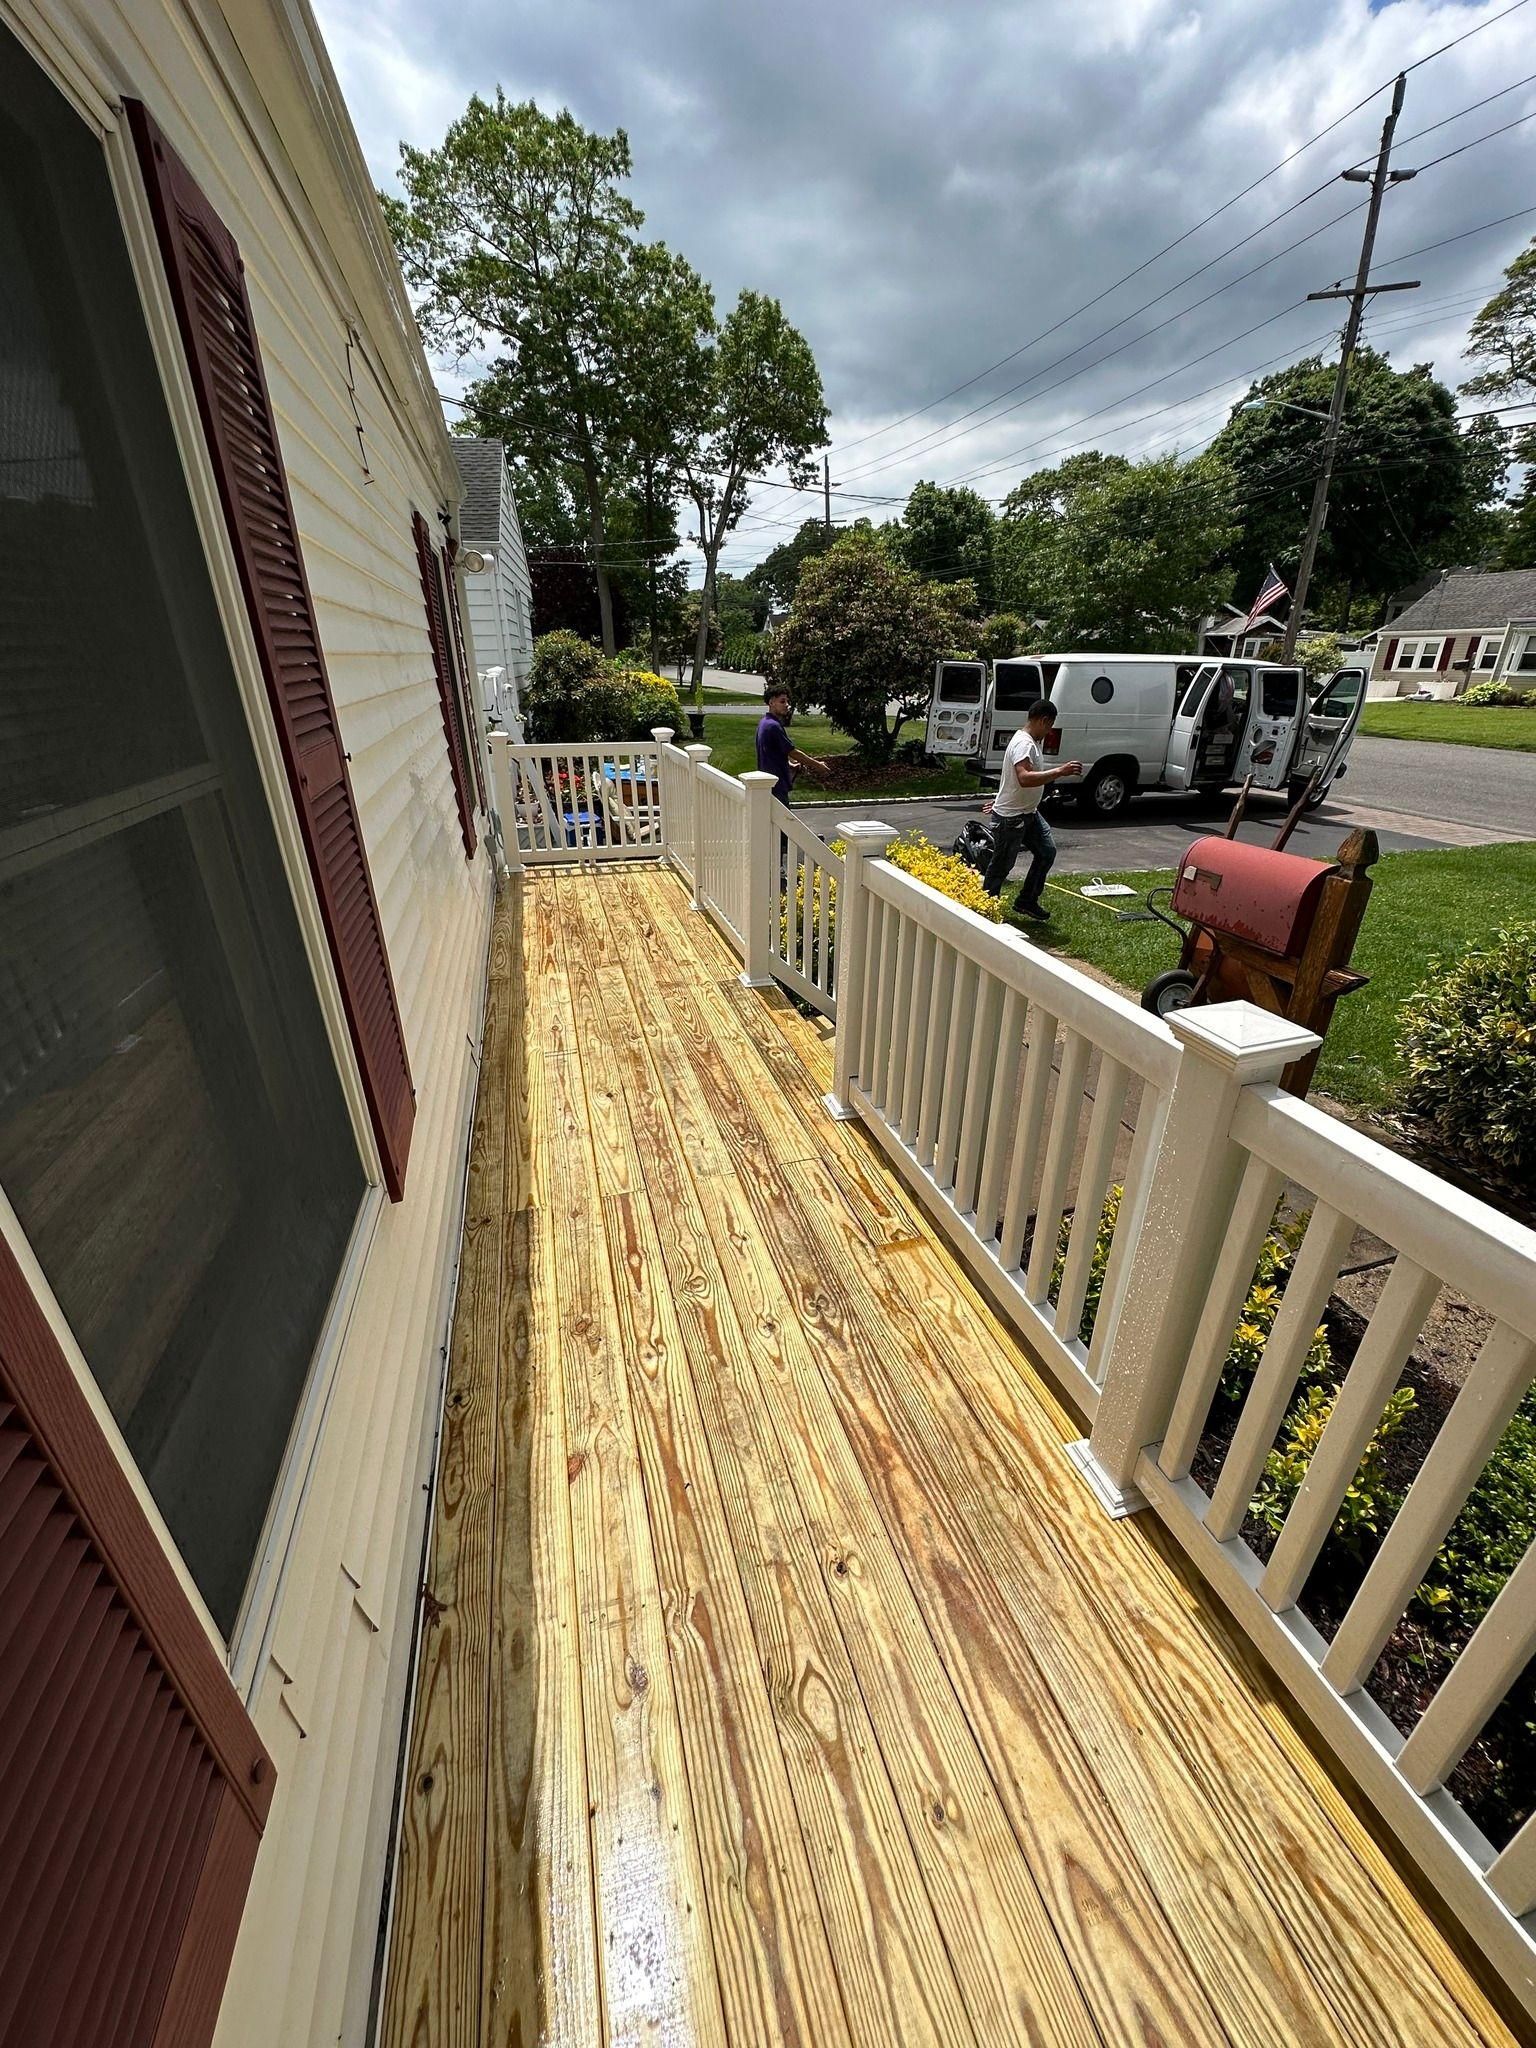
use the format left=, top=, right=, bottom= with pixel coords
left=0, top=39, right=364, bottom=1635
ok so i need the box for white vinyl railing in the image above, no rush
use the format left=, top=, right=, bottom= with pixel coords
left=768, top=797, right=841, bottom=1019
left=485, top=719, right=1536, bottom=2013
left=826, top=831, right=1536, bottom=2022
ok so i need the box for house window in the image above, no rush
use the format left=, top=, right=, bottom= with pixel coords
left=1394, top=638, right=1442, bottom=671
left=1476, top=638, right=1498, bottom=670
left=1514, top=633, right=1536, bottom=675
left=0, top=38, right=365, bottom=1633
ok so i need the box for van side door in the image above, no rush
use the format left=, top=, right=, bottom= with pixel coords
left=1163, top=663, right=1217, bottom=789
left=1289, top=666, right=1367, bottom=791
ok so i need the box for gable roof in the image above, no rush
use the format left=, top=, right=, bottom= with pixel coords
left=452, top=439, right=505, bottom=549
left=1387, top=568, right=1536, bottom=634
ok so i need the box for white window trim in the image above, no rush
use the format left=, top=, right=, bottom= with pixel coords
left=1475, top=638, right=1498, bottom=670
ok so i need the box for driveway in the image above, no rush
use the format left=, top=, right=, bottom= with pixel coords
left=792, top=732, right=1534, bottom=877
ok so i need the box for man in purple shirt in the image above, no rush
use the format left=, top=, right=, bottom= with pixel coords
left=756, top=687, right=829, bottom=801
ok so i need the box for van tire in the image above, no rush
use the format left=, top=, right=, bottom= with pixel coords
left=1077, top=761, right=1136, bottom=819
left=1287, top=774, right=1330, bottom=812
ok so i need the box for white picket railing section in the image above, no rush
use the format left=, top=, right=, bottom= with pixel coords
left=484, top=720, right=1536, bottom=2018
left=769, top=797, right=841, bottom=1019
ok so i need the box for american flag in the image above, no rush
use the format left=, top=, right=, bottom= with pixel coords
left=1240, top=565, right=1289, bottom=635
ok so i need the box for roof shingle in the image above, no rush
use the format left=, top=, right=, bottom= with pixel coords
left=452, top=438, right=504, bottom=549
left=1386, top=568, right=1536, bottom=634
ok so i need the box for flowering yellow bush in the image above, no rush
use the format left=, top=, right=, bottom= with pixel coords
left=887, top=832, right=1004, bottom=922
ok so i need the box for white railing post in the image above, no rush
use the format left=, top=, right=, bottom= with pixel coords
left=823, top=821, right=899, bottom=1121
left=485, top=730, right=518, bottom=877
left=650, top=727, right=674, bottom=850
left=740, top=771, right=777, bottom=988
left=1072, top=1003, right=1320, bottom=1516
left=684, top=743, right=710, bottom=911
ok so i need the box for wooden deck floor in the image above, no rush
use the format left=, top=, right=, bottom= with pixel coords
left=381, top=864, right=1514, bottom=2048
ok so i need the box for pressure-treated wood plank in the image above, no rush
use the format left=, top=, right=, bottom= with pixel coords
left=559, top=882, right=858, bottom=2048
left=380, top=897, right=511, bottom=2048
left=574, top=901, right=1003, bottom=2048
left=542, top=915, right=728, bottom=2048
left=869, top=1226, right=1513, bottom=2048
left=480, top=1202, right=602, bottom=2047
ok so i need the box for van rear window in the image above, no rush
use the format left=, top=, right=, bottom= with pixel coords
left=993, top=661, right=1041, bottom=711
left=1261, top=670, right=1300, bottom=717
left=938, top=663, right=982, bottom=704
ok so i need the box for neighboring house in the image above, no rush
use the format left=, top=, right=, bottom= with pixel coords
left=452, top=437, right=535, bottom=731
left=1197, top=605, right=1288, bottom=657
left=1367, top=567, right=1536, bottom=698
left=0, top=5, right=495, bottom=2045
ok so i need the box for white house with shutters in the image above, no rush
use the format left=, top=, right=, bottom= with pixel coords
left=0, top=4, right=494, bottom=2043
left=452, top=437, right=535, bottom=732
left=1368, top=567, right=1536, bottom=698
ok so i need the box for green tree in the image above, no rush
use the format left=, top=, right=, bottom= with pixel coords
left=712, top=572, right=768, bottom=636
left=895, top=482, right=995, bottom=610
left=976, top=612, right=1025, bottom=660
left=1207, top=349, right=1473, bottom=624
left=994, top=452, right=1235, bottom=648
left=764, top=531, right=973, bottom=759
left=745, top=517, right=843, bottom=610
left=1463, top=239, right=1536, bottom=570
left=682, top=291, right=828, bottom=703
left=383, top=95, right=642, bottom=653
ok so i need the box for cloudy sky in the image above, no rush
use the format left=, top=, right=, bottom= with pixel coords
left=315, top=0, right=1535, bottom=576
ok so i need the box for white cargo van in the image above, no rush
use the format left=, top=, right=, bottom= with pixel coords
left=926, top=653, right=1366, bottom=817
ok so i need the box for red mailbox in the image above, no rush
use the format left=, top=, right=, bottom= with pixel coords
left=1170, top=837, right=1333, bottom=959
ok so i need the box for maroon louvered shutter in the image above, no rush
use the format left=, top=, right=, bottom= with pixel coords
left=126, top=101, right=414, bottom=1201
left=0, top=1235, right=275, bottom=2048
left=443, top=539, right=487, bottom=810
left=1465, top=635, right=1481, bottom=665
left=1382, top=637, right=1399, bottom=671
left=1437, top=637, right=1455, bottom=671
left=412, top=511, right=477, bottom=854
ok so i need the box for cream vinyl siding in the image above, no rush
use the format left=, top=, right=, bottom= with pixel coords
left=2, top=4, right=493, bottom=2045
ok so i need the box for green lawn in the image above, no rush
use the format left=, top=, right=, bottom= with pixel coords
left=1014, top=840, right=1536, bottom=1109
left=697, top=712, right=979, bottom=799
left=1360, top=702, right=1536, bottom=751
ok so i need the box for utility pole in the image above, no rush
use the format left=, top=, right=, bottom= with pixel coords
left=1281, top=72, right=1418, bottom=660
left=823, top=455, right=832, bottom=540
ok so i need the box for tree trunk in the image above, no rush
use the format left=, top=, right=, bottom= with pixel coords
left=691, top=545, right=717, bottom=704
left=577, top=443, right=616, bottom=656
left=643, top=462, right=661, bottom=674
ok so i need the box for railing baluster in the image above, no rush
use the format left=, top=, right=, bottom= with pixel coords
left=1323, top=1323, right=1536, bottom=1692
left=1398, top=1537, right=1536, bottom=1797
left=915, top=940, right=952, bottom=1167
left=973, top=987, right=1024, bottom=1246
left=1158, top=1154, right=1288, bottom=1479
left=1085, top=1084, right=1162, bottom=1388
left=1024, top=1030, right=1091, bottom=1304
left=899, top=928, right=937, bottom=1147
left=883, top=913, right=917, bottom=1119
left=858, top=897, right=885, bottom=1093
left=816, top=854, right=831, bottom=994
left=1489, top=1803, right=1536, bottom=1919
left=932, top=957, right=978, bottom=1193
left=868, top=901, right=897, bottom=1111
left=1054, top=1054, right=1129, bottom=1343
left=1205, top=1203, right=1356, bottom=1542
left=953, top=971, right=1003, bottom=1218
left=1261, top=1257, right=1440, bottom=1611
left=999, top=1008, right=1057, bottom=1272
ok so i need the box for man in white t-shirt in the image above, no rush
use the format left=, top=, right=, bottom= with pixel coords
left=982, top=698, right=1082, bottom=919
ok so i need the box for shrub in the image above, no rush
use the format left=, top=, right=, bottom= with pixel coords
left=887, top=833, right=1003, bottom=923
left=1251, top=1383, right=1415, bottom=1554
left=524, top=633, right=683, bottom=742
left=976, top=613, right=1025, bottom=661
left=1459, top=677, right=1526, bottom=707
left=1397, top=925, right=1536, bottom=1189
left=1418, top=1387, right=1536, bottom=1625
left=722, top=629, right=765, bottom=672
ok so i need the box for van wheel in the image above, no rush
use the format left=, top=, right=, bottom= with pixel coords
left=1287, top=774, right=1330, bottom=812
left=1078, top=763, right=1134, bottom=818
left=1142, top=969, right=1198, bottom=1018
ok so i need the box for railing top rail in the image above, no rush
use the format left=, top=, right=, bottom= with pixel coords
left=507, top=740, right=660, bottom=762
left=1232, top=1086, right=1536, bottom=1342
left=772, top=796, right=842, bottom=866
left=695, top=759, right=747, bottom=801
left=865, top=856, right=1180, bottom=1089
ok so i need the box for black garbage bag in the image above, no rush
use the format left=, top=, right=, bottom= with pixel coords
left=951, top=817, right=997, bottom=873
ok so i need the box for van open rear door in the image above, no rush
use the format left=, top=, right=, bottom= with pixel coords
left=926, top=660, right=986, bottom=755
left=1288, top=666, right=1367, bottom=797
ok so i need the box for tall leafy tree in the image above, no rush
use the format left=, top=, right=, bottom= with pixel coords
left=382, top=95, right=641, bottom=652
left=1207, top=348, right=1474, bottom=623
left=894, top=481, right=995, bottom=610
left=1463, top=237, right=1536, bottom=568
left=994, top=452, right=1235, bottom=648
left=745, top=517, right=845, bottom=610
left=682, top=292, right=828, bottom=700
left=765, top=531, right=973, bottom=758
